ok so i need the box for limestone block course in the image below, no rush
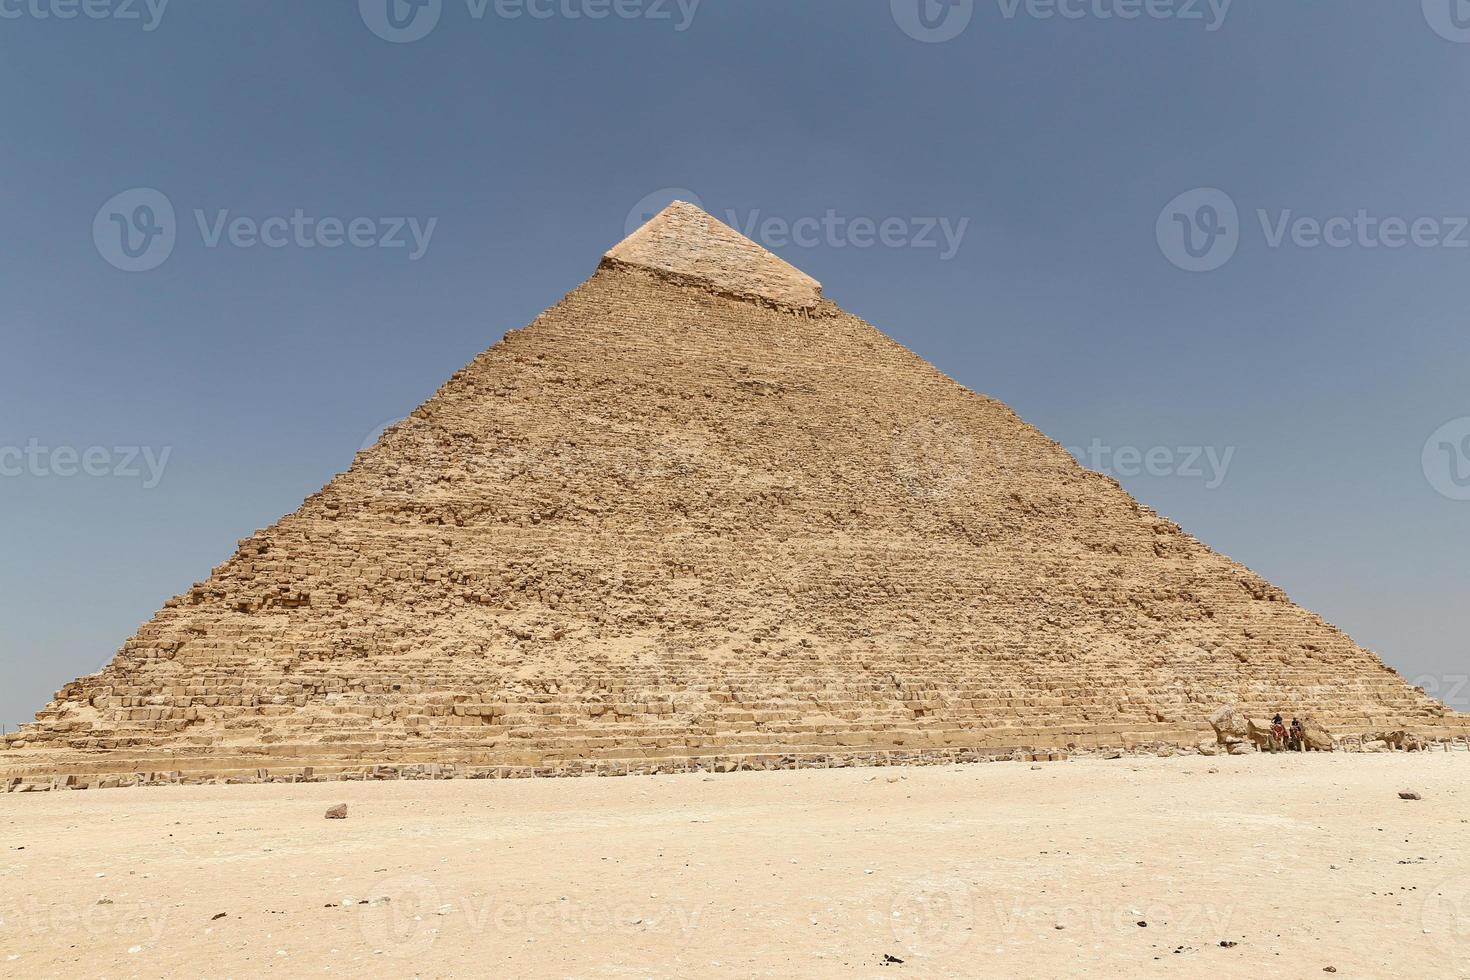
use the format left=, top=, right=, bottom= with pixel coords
left=2, top=202, right=1464, bottom=784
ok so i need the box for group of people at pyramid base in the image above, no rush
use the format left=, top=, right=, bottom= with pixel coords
left=1268, top=714, right=1308, bottom=752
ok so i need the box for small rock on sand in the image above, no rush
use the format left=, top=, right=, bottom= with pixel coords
left=325, top=804, right=348, bottom=820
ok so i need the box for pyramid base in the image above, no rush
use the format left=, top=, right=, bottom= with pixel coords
left=6, top=717, right=1469, bottom=792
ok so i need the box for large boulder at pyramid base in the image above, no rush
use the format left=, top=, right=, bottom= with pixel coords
left=1208, top=706, right=1251, bottom=750
left=1372, top=730, right=1424, bottom=752
left=1246, top=718, right=1280, bottom=751
left=1301, top=717, right=1336, bottom=752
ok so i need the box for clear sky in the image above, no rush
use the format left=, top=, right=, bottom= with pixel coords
left=3, top=1, right=1469, bottom=731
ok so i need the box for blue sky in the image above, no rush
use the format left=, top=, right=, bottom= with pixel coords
left=3, top=0, right=1469, bottom=730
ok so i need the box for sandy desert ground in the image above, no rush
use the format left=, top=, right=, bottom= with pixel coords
left=2, top=752, right=1467, bottom=978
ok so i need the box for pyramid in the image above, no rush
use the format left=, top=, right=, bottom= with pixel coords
left=4, top=202, right=1463, bottom=782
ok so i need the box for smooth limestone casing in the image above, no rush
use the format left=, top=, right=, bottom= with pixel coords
left=3, top=203, right=1463, bottom=782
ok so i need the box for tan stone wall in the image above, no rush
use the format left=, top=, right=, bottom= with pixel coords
left=3, top=257, right=1463, bottom=780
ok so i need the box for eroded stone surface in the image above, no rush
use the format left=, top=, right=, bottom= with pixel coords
left=2, top=207, right=1464, bottom=782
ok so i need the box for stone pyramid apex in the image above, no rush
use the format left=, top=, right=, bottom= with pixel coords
left=3, top=193, right=1464, bottom=786
left=605, top=200, right=823, bottom=309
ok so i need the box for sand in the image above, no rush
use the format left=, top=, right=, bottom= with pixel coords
left=2, top=753, right=1467, bottom=978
